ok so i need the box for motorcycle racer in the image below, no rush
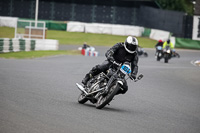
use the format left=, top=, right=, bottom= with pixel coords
left=163, top=39, right=175, bottom=59
left=82, top=36, right=139, bottom=94
left=163, top=39, right=174, bottom=49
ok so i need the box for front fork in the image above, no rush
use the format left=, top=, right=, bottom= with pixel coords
left=103, top=75, right=125, bottom=96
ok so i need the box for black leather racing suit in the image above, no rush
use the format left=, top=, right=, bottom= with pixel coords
left=82, top=42, right=139, bottom=94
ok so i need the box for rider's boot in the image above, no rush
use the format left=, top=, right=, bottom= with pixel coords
left=82, top=73, right=92, bottom=86
left=82, top=65, right=100, bottom=86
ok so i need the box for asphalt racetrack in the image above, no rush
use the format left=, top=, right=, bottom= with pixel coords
left=0, top=46, right=200, bottom=133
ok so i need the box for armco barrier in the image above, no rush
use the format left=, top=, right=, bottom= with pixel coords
left=175, top=38, right=200, bottom=50
left=68, top=21, right=144, bottom=37
left=0, top=16, right=18, bottom=27
left=0, top=38, right=59, bottom=53
left=142, top=28, right=151, bottom=37
left=46, top=21, right=67, bottom=31
left=67, top=22, right=86, bottom=32
left=149, top=29, right=170, bottom=41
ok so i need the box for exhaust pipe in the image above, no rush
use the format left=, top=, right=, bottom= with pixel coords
left=76, top=83, right=89, bottom=95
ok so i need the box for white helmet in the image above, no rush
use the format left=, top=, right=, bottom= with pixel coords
left=124, top=36, right=138, bottom=53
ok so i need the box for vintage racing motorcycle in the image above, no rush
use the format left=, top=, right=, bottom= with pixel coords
left=76, top=61, right=143, bottom=109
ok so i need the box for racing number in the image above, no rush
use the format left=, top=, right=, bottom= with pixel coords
left=123, top=66, right=130, bottom=73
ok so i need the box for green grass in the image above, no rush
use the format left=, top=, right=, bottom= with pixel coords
left=0, top=27, right=157, bottom=48
left=0, top=26, right=157, bottom=59
left=47, top=29, right=157, bottom=48
left=0, top=27, right=15, bottom=38
left=0, top=50, right=80, bottom=59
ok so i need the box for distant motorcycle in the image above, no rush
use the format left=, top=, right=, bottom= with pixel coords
left=76, top=61, right=143, bottom=109
left=137, top=46, right=148, bottom=57
left=155, top=46, right=163, bottom=61
left=163, top=46, right=171, bottom=63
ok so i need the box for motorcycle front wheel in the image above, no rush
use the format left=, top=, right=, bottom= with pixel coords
left=96, top=82, right=120, bottom=109
left=78, top=92, right=88, bottom=104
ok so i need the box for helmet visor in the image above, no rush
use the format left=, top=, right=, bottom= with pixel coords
left=126, top=43, right=137, bottom=52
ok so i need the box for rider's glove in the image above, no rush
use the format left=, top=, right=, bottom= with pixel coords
left=108, top=57, right=114, bottom=63
left=106, top=50, right=114, bottom=63
left=130, top=74, right=136, bottom=80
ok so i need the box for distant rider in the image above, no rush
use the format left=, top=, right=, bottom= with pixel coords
left=163, top=39, right=175, bottom=57
left=155, top=40, right=163, bottom=47
left=82, top=36, right=139, bottom=94
left=82, top=42, right=90, bottom=49
left=163, top=39, right=174, bottom=50
left=155, top=40, right=163, bottom=55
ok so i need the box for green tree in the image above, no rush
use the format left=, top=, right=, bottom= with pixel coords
left=156, top=0, right=193, bottom=15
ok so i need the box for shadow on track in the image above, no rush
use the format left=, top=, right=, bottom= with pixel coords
left=74, top=101, right=141, bottom=115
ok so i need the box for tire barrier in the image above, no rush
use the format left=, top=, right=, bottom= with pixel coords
left=0, top=38, right=59, bottom=53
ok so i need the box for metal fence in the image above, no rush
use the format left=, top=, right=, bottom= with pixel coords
left=138, top=6, right=188, bottom=37
left=15, top=20, right=46, bottom=39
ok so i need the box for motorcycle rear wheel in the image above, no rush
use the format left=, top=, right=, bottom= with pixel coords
left=78, top=92, right=88, bottom=104
left=96, top=82, right=120, bottom=109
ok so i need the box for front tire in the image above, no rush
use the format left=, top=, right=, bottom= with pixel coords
left=96, top=82, right=120, bottom=109
left=78, top=92, right=88, bottom=104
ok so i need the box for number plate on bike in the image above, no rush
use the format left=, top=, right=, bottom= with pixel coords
left=120, top=65, right=131, bottom=74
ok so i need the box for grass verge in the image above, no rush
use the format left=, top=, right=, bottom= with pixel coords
left=47, top=30, right=157, bottom=48
left=0, top=27, right=157, bottom=48
left=0, top=26, right=157, bottom=59
left=0, top=27, right=15, bottom=38
left=0, top=50, right=80, bottom=59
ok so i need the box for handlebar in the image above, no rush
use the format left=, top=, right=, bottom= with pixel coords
left=111, top=60, right=144, bottom=82
left=113, top=61, right=121, bottom=66
left=127, top=73, right=144, bottom=81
